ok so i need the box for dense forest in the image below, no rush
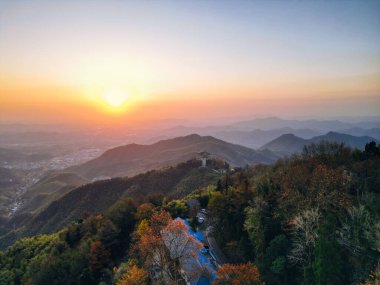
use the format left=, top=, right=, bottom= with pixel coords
left=0, top=141, right=379, bottom=285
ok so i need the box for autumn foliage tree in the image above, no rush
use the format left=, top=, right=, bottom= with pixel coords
left=134, top=211, right=203, bottom=284
left=114, top=260, right=148, bottom=285
left=161, top=218, right=202, bottom=260
left=214, top=262, right=262, bottom=285
left=116, top=266, right=148, bottom=285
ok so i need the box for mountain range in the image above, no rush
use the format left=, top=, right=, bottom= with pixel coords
left=150, top=117, right=380, bottom=148
left=69, top=134, right=278, bottom=180
left=230, top=117, right=380, bottom=131
left=2, top=133, right=278, bottom=230
left=260, top=131, right=378, bottom=156
left=1, top=128, right=378, bottom=245
left=6, top=131, right=378, bottom=224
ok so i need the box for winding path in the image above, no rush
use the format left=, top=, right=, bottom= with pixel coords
left=203, top=226, right=228, bottom=266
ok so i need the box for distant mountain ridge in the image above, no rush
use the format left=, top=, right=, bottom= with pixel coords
left=260, top=134, right=306, bottom=156
left=69, top=134, right=278, bottom=180
left=151, top=117, right=379, bottom=148
left=261, top=131, right=378, bottom=156
left=209, top=128, right=322, bottom=149
left=147, top=127, right=323, bottom=149
left=231, top=117, right=380, bottom=131
left=334, top=127, right=380, bottom=140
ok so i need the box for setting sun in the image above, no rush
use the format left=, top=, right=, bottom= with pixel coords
left=102, top=89, right=128, bottom=108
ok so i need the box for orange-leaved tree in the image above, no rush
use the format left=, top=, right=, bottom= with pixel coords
left=114, top=260, right=148, bottom=285
left=213, top=262, right=262, bottom=285
left=135, top=211, right=203, bottom=284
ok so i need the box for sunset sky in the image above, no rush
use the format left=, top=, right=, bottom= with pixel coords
left=0, top=0, right=379, bottom=126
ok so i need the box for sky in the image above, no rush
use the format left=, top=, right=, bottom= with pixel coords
left=0, top=0, right=379, bottom=126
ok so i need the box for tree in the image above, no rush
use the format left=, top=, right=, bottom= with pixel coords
left=135, top=212, right=176, bottom=283
left=97, top=219, right=119, bottom=257
left=312, top=216, right=346, bottom=285
left=64, top=224, right=81, bottom=247
left=147, top=193, right=164, bottom=207
left=339, top=205, right=380, bottom=256
left=138, top=225, right=170, bottom=283
left=161, top=218, right=202, bottom=261
left=89, top=241, right=111, bottom=276
left=149, top=211, right=172, bottom=235
left=244, top=205, right=265, bottom=264
left=114, top=260, right=148, bottom=285
left=338, top=205, right=380, bottom=283
left=116, top=265, right=148, bottom=285
left=134, top=203, right=155, bottom=221
left=288, top=208, right=321, bottom=267
left=302, top=141, right=352, bottom=167
left=309, top=164, right=351, bottom=210
left=136, top=212, right=203, bottom=284
left=164, top=200, right=188, bottom=217
left=106, top=198, right=136, bottom=243
left=364, top=141, right=380, bottom=158
left=135, top=219, right=150, bottom=238
left=213, top=263, right=262, bottom=285
left=264, top=234, right=289, bottom=284
left=209, top=188, right=252, bottom=261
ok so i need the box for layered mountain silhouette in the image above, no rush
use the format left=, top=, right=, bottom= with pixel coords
left=69, top=134, right=278, bottom=180
left=231, top=117, right=380, bottom=131
left=150, top=117, right=380, bottom=149
left=261, top=131, right=378, bottom=156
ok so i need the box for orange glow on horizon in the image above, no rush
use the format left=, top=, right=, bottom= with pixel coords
left=1, top=76, right=380, bottom=126
left=1, top=1, right=379, bottom=125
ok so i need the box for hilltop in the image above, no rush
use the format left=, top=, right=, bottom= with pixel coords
left=69, top=134, right=277, bottom=180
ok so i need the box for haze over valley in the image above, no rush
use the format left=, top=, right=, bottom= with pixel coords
left=0, top=116, right=378, bottom=230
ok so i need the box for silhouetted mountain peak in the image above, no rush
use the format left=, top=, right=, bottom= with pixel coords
left=261, top=131, right=378, bottom=157
left=278, top=133, right=299, bottom=139
left=70, top=135, right=277, bottom=179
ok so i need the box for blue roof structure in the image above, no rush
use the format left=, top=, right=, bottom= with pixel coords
left=178, top=218, right=217, bottom=284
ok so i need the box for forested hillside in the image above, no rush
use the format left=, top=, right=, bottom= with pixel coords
left=0, top=159, right=222, bottom=249
left=0, top=141, right=379, bottom=285
left=207, top=141, right=380, bottom=284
